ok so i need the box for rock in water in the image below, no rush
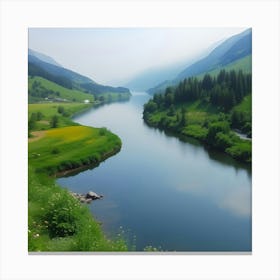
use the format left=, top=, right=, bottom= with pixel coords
left=86, top=191, right=103, bottom=200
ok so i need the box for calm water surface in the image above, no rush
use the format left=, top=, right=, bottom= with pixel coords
left=57, top=92, right=252, bottom=251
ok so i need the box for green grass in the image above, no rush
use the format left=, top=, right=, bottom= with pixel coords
left=233, top=94, right=252, bottom=112
left=28, top=99, right=128, bottom=251
left=144, top=98, right=251, bottom=163
left=29, top=125, right=121, bottom=175
left=147, top=100, right=218, bottom=128
left=28, top=103, right=92, bottom=129
left=29, top=76, right=94, bottom=102
left=28, top=166, right=127, bottom=251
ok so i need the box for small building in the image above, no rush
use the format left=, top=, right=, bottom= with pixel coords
left=84, top=99, right=90, bottom=104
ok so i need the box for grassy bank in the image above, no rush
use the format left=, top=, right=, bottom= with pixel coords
left=143, top=69, right=252, bottom=163
left=28, top=102, right=128, bottom=251
left=144, top=98, right=251, bottom=163
left=28, top=166, right=127, bottom=251
left=29, top=125, right=121, bottom=176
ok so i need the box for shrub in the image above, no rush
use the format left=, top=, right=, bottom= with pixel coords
left=99, top=127, right=107, bottom=136
left=226, top=142, right=251, bottom=162
left=51, top=147, right=60, bottom=154
left=50, top=115, right=59, bottom=128
left=43, top=191, right=81, bottom=238
left=58, top=106, right=65, bottom=114
left=206, top=121, right=230, bottom=145
left=214, top=132, right=233, bottom=150
left=36, top=111, right=43, bottom=121
left=144, top=101, right=158, bottom=113
left=182, top=125, right=208, bottom=140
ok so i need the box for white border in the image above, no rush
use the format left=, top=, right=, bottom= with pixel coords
left=1, top=0, right=279, bottom=279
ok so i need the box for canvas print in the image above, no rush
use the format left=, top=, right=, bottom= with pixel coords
left=28, top=28, right=252, bottom=252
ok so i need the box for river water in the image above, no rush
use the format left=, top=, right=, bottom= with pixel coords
left=57, top=92, right=252, bottom=252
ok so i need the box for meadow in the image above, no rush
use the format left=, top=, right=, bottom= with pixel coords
left=28, top=102, right=128, bottom=251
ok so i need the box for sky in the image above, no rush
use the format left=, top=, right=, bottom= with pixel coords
left=29, top=28, right=247, bottom=86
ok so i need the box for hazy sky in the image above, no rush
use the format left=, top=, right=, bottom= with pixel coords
left=29, top=28, right=247, bottom=85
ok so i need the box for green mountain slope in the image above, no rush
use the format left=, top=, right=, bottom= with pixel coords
left=28, top=76, right=94, bottom=103
left=196, top=55, right=252, bottom=79
left=148, top=29, right=252, bottom=95
left=28, top=50, right=131, bottom=97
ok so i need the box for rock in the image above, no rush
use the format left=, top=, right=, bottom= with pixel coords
left=86, top=191, right=103, bottom=200
left=69, top=190, right=103, bottom=204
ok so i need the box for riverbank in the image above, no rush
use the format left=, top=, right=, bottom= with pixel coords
left=28, top=102, right=128, bottom=251
left=143, top=96, right=251, bottom=164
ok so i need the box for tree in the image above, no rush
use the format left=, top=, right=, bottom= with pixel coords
left=50, top=115, right=59, bottom=128
left=57, top=106, right=65, bottom=114
left=144, top=101, right=158, bottom=113
left=202, top=74, right=213, bottom=91
left=179, top=107, right=187, bottom=127
left=206, top=121, right=230, bottom=144
left=28, top=113, right=37, bottom=131
left=36, top=111, right=43, bottom=121
left=167, top=104, right=176, bottom=116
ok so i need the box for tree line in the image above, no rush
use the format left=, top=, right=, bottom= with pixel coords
left=146, top=69, right=251, bottom=113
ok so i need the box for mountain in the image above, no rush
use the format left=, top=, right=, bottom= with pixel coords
left=28, top=49, right=131, bottom=96
left=124, top=40, right=223, bottom=92
left=148, top=28, right=252, bottom=95
left=176, top=28, right=252, bottom=81
left=28, top=49, right=61, bottom=67
left=124, top=59, right=196, bottom=92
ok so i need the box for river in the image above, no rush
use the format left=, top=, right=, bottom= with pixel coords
left=57, top=92, right=252, bottom=252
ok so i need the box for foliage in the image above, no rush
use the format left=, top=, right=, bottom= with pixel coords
left=50, top=115, right=59, bottom=128
left=28, top=167, right=128, bottom=251
left=143, top=69, right=252, bottom=163
left=28, top=101, right=127, bottom=251
left=28, top=103, right=92, bottom=131
left=57, top=105, right=65, bottom=114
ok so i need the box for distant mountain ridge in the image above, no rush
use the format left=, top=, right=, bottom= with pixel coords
left=148, top=28, right=252, bottom=95
left=28, top=49, right=131, bottom=96
left=28, top=49, right=61, bottom=67
left=177, top=28, right=252, bottom=81
left=124, top=39, right=224, bottom=92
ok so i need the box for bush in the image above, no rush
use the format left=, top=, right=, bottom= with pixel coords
left=50, top=115, right=59, bottom=128
left=36, top=111, right=43, bottom=121
left=43, top=190, right=81, bottom=238
left=51, top=147, right=60, bottom=154
left=58, top=106, right=65, bottom=114
left=206, top=121, right=230, bottom=145
left=144, top=101, right=158, bottom=113
left=99, top=127, right=108, bottom=136
left=214, top=132, right=233, bottom=150
left=226, top=141, right=251, bottom=162
left=182, top=125, right=208, bottom=140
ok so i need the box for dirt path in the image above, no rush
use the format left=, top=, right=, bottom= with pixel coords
left=28, top=131, right=46, bottom=142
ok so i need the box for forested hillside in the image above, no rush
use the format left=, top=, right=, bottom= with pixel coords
left=148, top=29, right=252, bottom=95
left=143, top=69, right=252, bottom=162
